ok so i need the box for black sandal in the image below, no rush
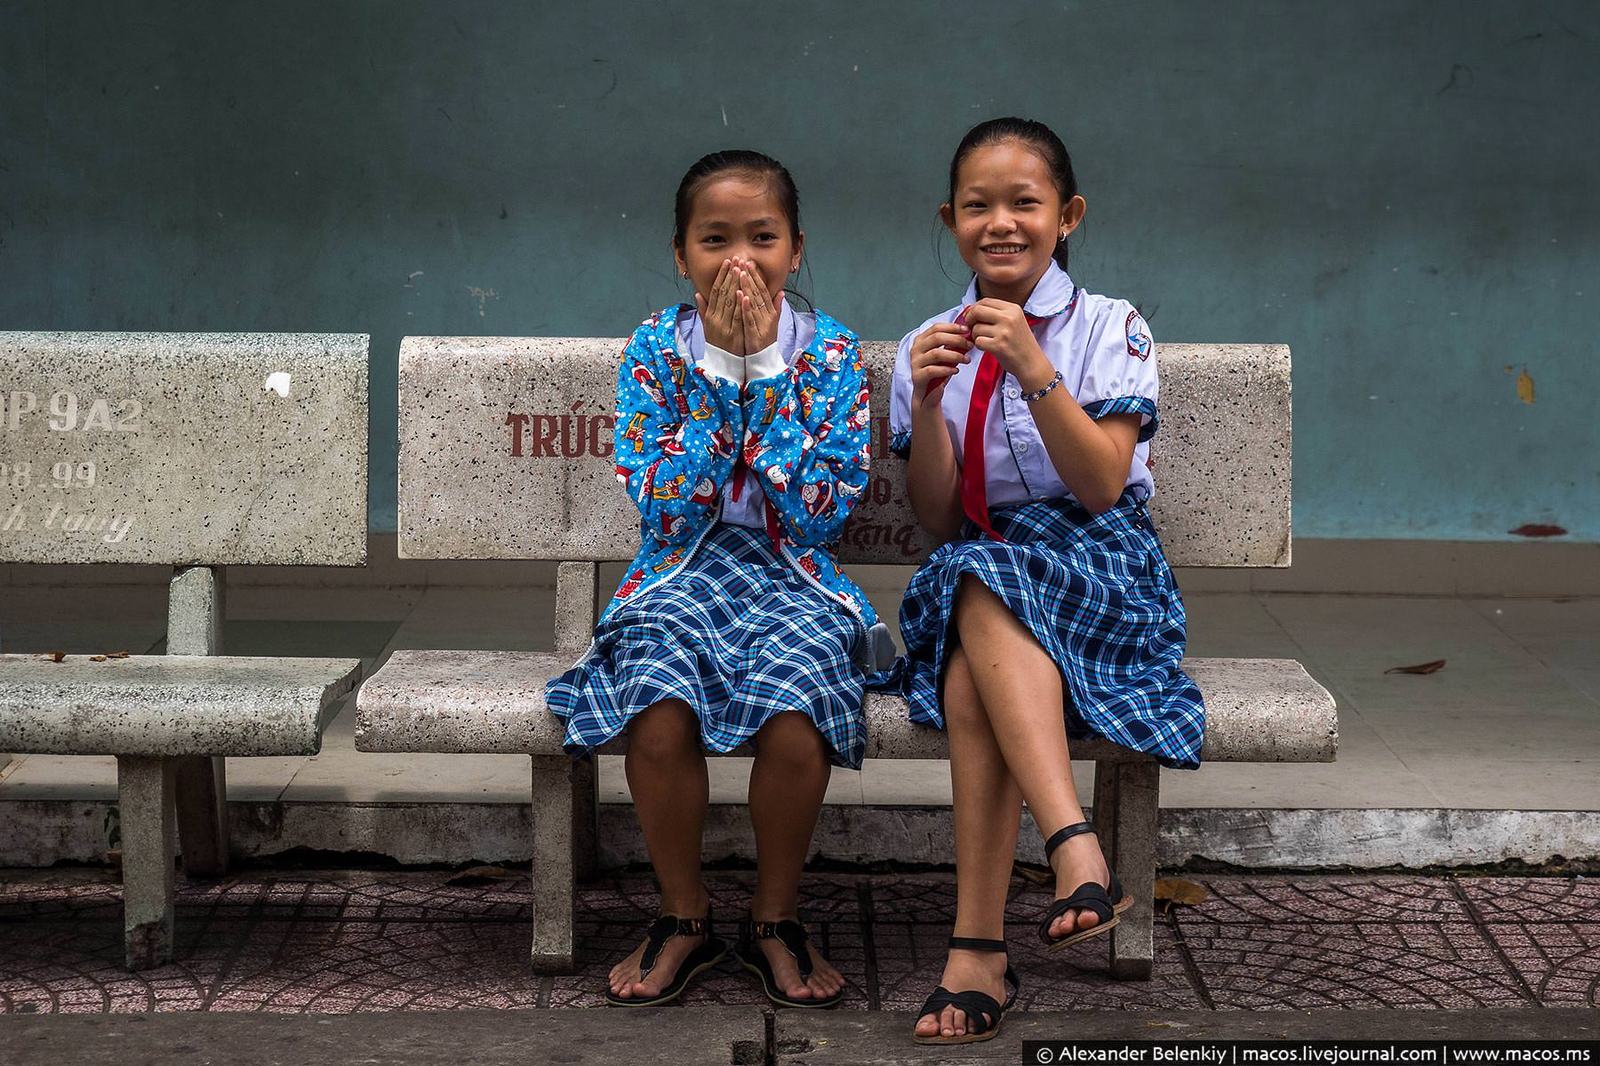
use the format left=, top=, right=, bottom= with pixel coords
left=734, top=917, right=844, bottom=1009
left=604, top=913, right=727, bottom=1007
left=912, top=936, right=1019, bottom=1045
left=1037, top=820, right=1134, bottom=950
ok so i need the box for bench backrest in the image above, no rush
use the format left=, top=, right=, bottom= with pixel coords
left=0, top=332, right=368, bottom=566
left=397, top=338, right=1289, bottom=567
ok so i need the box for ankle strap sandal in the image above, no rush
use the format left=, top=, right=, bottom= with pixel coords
left=1038, top=821, right=1133, bottom=950
left=735, top=917, right=843, bottom=1009
left=911, top=936, right=1020, bottom=1045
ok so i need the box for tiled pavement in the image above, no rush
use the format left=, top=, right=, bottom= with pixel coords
left=1, top=869, right=1596, bottom=1015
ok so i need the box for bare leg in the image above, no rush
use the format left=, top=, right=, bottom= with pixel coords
left=608, top=699, right=711, bottom=999
left=915, top=646, right=1020, bottom=1040
left=954, top=575, right=1112, bottom=942
left=747, top=710, right=845, bottom=1001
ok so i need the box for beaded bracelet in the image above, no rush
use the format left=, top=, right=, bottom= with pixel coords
left=1021, top=370, right=1063, bottom=403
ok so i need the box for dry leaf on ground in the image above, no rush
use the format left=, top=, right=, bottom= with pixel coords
left=444, top=865, right=524, bottom=888
left=1154, top=877, right=1209, bottom=915
left=1385, top=659, right=1446, bottom=675
left=1013, top=862, right=1052, bottom=886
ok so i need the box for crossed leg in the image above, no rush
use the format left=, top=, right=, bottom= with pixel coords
left=914, top=575, right=1113, bottom=1038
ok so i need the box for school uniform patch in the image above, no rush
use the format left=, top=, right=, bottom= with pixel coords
left=1126, top=310, right=1152, bottom=361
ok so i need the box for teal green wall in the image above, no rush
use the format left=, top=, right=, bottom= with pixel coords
left=4, top=1, right=1596, bottom=540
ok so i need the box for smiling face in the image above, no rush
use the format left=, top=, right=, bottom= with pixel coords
left=942, top=139, right=1085, bottom=305
left=673, top=173, right=803, bottom=306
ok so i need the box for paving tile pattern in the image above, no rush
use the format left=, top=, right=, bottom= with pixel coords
left=0, top=869, right=1595, bottom=1014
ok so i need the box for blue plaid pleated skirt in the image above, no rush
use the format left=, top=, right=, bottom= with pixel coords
left=546, top=523, right=868, bottom=768
left=882, top=493, right=1205, bottom=770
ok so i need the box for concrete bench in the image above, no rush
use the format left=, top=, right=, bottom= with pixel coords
left=0, top=331, right=368, bottom=968
left=356, top=334, right=1337, bottom=979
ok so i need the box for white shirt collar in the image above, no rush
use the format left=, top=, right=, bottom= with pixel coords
left=960, top=260, right=1077, bottom=318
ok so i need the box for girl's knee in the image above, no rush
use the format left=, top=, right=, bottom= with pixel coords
left=754, top=711, right=829, bottom=770
left=627, top=699, right=699, bottom=758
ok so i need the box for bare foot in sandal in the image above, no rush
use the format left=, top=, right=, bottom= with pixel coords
left=737, top=918, right=846, bottom=1007
left=605, top=914, right=723, bottom=1005
left=1043, top=827, right=1114, bottom=940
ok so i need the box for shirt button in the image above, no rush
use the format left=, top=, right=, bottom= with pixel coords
left=1016, top=441, right=1031, bottom=454
left=1005, top=385, right=1021, bottom=400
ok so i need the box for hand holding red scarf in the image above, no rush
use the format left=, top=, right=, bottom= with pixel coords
left=955, top=301, right=1051, bottom=543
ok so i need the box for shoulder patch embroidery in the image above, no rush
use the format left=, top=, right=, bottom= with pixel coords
left=1126, top=310, right=1152, bottom=361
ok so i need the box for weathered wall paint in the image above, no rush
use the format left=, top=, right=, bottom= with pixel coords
left=2, top=1, right=1596, bottom=540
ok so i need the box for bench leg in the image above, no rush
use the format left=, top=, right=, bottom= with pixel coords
left=173, top=756, right=229, bottom=877
left=117, top=755, right=176, bottom=971
left=168, top=565, right=230, bottom=876
left=554, top=561, right=602, bottom=882
left=572, top=757, right=599, bottom=881
left=530, top=755, right=577, bottom=973
left=1092, top=759, right=1159, bottom=981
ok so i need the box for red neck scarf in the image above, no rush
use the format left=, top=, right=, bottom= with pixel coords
left=954, top=308, right=1047, bottom=542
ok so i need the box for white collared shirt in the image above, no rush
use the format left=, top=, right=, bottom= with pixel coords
left=677, top=299, right=816, bottom=527
left=890, top=261, right=1159, bottom=507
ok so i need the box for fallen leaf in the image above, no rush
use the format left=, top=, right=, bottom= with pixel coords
left=1154, top=877, right=1209, bottom=909
left=444, top=865, right=524, bottom=888
left=1012, top=862, right=1052, bottom=886
left=43, top=651, right=65, bottom=663
left=89, top=655, right=107, bottom=662
left=1510, top=524, right=1566, bottom=538
left=1386, top=659, right=1446, bottom=675
left=1515, top=367, right=1536, bottom=405
left=105, top=651, right=131, bottom=659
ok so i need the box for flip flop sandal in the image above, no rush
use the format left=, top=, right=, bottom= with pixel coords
left=604, top=913, right=727, bottom=1007
left=734, top=917, right=844, bottom=1009
left=911, top=936, right=1020, bottom=1046
left=1037, top=821, right=1134, bottom=951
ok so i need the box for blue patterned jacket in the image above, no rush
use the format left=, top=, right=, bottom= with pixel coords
left=608, top=303, right=885, bottom=661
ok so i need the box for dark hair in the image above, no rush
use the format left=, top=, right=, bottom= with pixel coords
left=672, top=149, right=801, bottom=250
left=947, top=117, right=1078, bottom=271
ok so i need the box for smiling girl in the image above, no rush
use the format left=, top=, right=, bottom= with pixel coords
left=885, top=119, right=1205, bottom=1044
left=548, top=150, right=884, bottom=1010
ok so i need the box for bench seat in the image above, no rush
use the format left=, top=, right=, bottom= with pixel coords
left=356, top=649, right=1335, bottom=763
left=0, top=654, right=364, bottom=756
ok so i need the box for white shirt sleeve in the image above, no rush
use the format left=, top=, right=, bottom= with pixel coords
left=1075, top=301, right=1160, bottom=439
left=743, top=339, right=786, bottom=381
left=888, top=328, right=918, bottom=458
left=698, top=341, right=745, bottom=385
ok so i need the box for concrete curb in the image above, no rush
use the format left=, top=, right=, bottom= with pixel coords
left=3, top=799, right=1596, bottom=871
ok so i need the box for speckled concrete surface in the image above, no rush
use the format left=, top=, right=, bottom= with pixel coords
left=355, top=650, right=1334, bottom=763
left=0, top=654, right=362, bottom=756
left=0, top=331, right=367, bottom=566
left=396, top=338, right=1289, bottom=567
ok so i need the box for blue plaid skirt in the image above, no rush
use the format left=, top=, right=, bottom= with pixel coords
left=546, top=523, right=868, bottom=768
left=880, top=493, right=1204, bottom=769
